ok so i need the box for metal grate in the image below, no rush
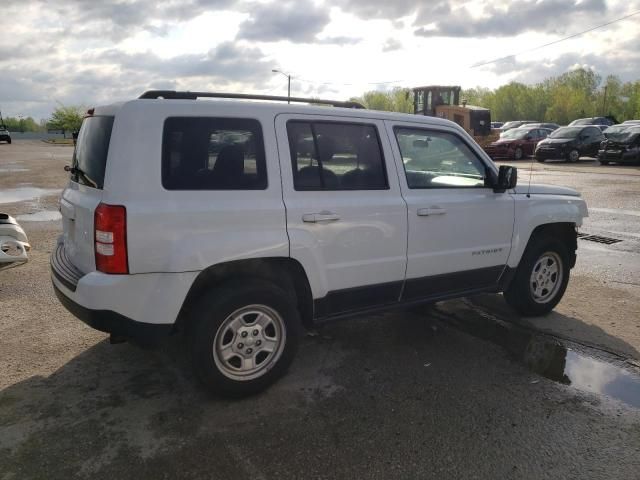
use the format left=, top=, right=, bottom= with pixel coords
left=577, top=233, right=622, bottom=245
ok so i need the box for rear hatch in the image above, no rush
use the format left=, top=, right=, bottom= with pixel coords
left=60, top=113, right=115, bottom=274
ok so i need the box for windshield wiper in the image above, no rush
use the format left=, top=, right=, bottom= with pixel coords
left=64, top=165, right=98, bottom=188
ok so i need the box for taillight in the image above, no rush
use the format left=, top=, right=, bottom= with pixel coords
left=94, top=203, right=128, bottom=274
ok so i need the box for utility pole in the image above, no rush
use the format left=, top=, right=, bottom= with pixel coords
left=602, top=85, right=608, bottom=116
left=271, top=69, right=291, bottom=103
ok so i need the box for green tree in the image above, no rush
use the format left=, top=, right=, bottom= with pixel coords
left=350, top=87, right=413, bottom=113
left=0, top=116, right=42, bottom=132
left=48, top=105, right=84, bottom=134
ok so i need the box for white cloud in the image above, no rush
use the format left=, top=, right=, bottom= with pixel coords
left=0, top=0, right=638, bottom=119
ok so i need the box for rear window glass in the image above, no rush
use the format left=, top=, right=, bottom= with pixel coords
left=287, top=121, right=387, bottom=190
left=72, top=116, right=114, bottom=189
left=162, top=117, right=267, bottom=190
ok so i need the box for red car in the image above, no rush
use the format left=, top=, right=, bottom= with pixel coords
left=484, top=127, right=552, bottom=160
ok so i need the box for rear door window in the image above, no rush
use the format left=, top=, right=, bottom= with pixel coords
left=72, top=116, right=114, bottom=189
left=286, top=121, right=388, bottom=190
left=162, top=117, right=267, bottom=190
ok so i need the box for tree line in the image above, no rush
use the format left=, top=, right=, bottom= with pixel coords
left=350, top=68, right=640, bottom=124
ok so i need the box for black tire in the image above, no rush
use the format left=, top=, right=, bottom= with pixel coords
left=7, top=139, right=11, bottom=144
left=566, top=149, right=579, bottom=163
left=504, top=234, right=571, bottom=316
left=599, top=160, right=609, bottom=165
left=514, top=147, right=523, bottom=160
left=188, top=279, right=300, bottom=397
left=536, top=158, right=545, bottom=163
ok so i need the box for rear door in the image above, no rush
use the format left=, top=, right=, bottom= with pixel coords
left=275, top=114, right=408, bottom=317
left=60, top=114, right=114, bottom=273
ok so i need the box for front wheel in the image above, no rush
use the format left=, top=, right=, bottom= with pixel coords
left=504, top=235, right=571, bottom=316
left=188, top=280, right=300, bottom=397
left=514, top=147, right=523, bottom=160
left=567, top=149, right=580, bottom=163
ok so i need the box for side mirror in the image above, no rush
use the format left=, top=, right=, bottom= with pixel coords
left=493, top=165, right=517, bottom=193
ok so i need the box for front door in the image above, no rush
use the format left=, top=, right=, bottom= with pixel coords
left=385, top=121, right=515, bottom=301
left=275, top=114, right=408, bottom=317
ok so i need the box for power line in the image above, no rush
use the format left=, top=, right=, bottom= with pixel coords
left=292, top=77, right=406, bottom=86
left=471, top=9, right=640, bottom=68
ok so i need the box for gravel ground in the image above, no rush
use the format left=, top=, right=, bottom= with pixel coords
left=1, top=141, right=639, bottom=479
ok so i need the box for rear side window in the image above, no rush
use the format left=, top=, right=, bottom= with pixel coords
left=286, top=121, right=387, bottom=190
left=162, top=117, right=267, bottom=190
left=72, top=116, right=114, bottom=189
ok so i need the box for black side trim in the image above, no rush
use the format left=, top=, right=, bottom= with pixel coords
left=314, top=281, right=403, bottom=318
left=53, top=283, right=173, bottom=342
left=50, top=243, right=83, bottom=292
left=402, top=265, right=505, bottom=301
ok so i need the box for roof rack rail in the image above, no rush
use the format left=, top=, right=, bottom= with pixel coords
left=138, top=90, right=365, bottom=109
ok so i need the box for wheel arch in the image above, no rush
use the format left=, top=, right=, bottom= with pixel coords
left=510, top=222, right=577, bottom=271
left=175, top=257, right=314, bottom=333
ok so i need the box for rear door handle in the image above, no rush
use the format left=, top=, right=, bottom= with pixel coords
left=302, top=212, right=341, bottom=223
left=417, top=207, right=447, bottom=216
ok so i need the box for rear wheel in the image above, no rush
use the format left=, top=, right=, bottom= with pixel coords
left=599, top=160, right=609, bottom=165
left=188, top=280, right=300, bottom=397
left=504, top=235, right=571, bottom=316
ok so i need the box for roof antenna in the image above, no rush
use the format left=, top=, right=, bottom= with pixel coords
left=526, top=134, right=535, bottom=198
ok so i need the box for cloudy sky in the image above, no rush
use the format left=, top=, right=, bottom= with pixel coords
left=2, top=0, right=639, bottom=120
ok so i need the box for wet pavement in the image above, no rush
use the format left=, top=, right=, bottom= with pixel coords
left=1, top=142, right=640, bottom=479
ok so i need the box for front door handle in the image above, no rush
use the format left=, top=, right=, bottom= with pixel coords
left=417, top=207, right=447, bottom=216
left=302, top=211, right=341, bottom=223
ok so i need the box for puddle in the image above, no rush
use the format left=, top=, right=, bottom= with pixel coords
left=435, top=304, right=640, bottom=409
left=16, top=210, right=62, bottom=222
left=0, top=187, right=60, bottom=204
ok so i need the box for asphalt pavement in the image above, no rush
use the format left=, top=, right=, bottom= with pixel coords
left=1, top=142, right=639, bottom=479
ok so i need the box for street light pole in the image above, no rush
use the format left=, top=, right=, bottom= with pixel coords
left=271, top=69, right=291, bottom=103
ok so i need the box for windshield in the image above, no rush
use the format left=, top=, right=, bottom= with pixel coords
left=604, top=125, right=627, bottom=136
left=501, top=121, right=521, bottom=129
left=500, top=128, right=528, bottom=139
left=549, top=127, right=582, bottom=139
left=570, top=119, right=592, bottom=125
left=71, top=115, right=114, bottom=189
left=607, top=128, right=640, bottom=143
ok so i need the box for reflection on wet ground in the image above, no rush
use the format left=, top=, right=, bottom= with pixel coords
left=16, top=210, right=62, bottom=222
left=0, top=187, right=60, bottom=204
left=0, top=164, right=29, bottom=173
left=433, top=303, right=640, bottom=409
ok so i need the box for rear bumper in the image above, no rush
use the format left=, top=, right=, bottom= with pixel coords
left=53, top=282, right=173, bottom=341
left=51, top=240, right=199, bottom=331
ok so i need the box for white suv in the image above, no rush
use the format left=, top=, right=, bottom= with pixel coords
left=52, top=91, right=588, bottom=396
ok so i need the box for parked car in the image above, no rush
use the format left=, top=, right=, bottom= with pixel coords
left=0, top=126, right=11, bottom=144
left=598, top=126, right=640, bottom=165
left=535, top=125, right=605, bottom=162
left=621, top=120, right=640, bottom=125
left=0, top=214, right=30, bottom=270
left=528, top=122, right=560, bottom=131
left=602, top=124, right=629, bottom=137
left=491, top=121, right=504, bottom=129
left=500, top=120, right=537, bottom=132
left=484, top=127, right=552, bottom=160
left=569, top=117, right=615, bottom=127
left=51, top=90, right=587, bottom=396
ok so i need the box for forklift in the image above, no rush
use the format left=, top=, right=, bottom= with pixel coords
left=412, top=85, right=491, bottom=137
